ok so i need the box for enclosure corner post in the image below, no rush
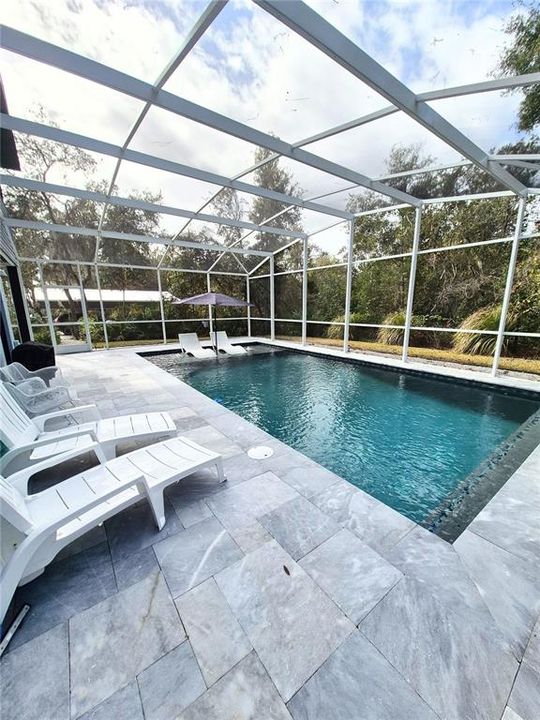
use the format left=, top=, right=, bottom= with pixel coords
left=206, top=272, right=214, bottom=337
left=491, top=195, right=527, bottom=377
left=246, top=274, right=252, bottom=338
left=270, top=254, right=276, bottom=341
left=343, top=220, right=354, bottom=352
left=302, top=236, right=308, bottom=345
left=402, top=206, right=422, bottom=363
left=95, top=263, right=109, bottom=349
left=157, top=268, right=166, bottom=345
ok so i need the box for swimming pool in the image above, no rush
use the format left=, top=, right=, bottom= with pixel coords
left=149, top=349, right=539, bottom=528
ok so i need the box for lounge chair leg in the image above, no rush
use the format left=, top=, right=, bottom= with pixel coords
left=148, top=490, right=166, bottom=531
left=216, top=459, right=227, bottom=483
left=99, top=443, right=116, bottom=461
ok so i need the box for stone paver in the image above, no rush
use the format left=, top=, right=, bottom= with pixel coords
left=77, top=681, right=144, bottom=720
left=387, top=526, right=506, bottom=640
left=10, top=542, right=117, bottom=650
left=507, top=662, right=540, bottom=720
left=311, top=479, right=414, bottom=553
left=206, top=472, right=299, bottom=531
left=288, top=631, right=438, bottom=720
left=360, top=576, right=518, bottom=720
left=105, top=498, right=183, bottom=562
left=300, top=529, right=402, bottom=624
left=259, top=495, right=340, bottom=560
left=228, top=520, right=273, bottom=553
left=216, top=540, right=354, bottom=701
left=113, top=546, right=160, bottom=591
left=153, top=516, right=243, bottom=598
left=454, top=529, right=540, bottom=658
left=0, top=624, right=69, bottom=720
left=176, top=577, right=252, bottom=686
left=137, top=642, right=206, bottom=720
left=178, top=652, right=292, bottom=720
left=523, top=615, right=540, bottom=674
left=70, top=573, right=184, bottom=718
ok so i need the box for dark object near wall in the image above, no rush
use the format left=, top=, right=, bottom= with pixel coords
left=0, top=78, right=20, bottom=171
left=12, top=341, right=55, bottom=377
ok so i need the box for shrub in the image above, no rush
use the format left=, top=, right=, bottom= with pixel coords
left=452, top=305, right=509, bottom=356
left=326, top=312, right=365, bottom=340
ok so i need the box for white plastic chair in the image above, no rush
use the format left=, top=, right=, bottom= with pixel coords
left=178, top=333, right=215, bottom=358
left=0, top=362, right=62, bottom=387
left=213, top=331, right=247, bottom=356
left=0, top=384, right=177, bottom=474
left=3, top=379, right=77, bottom=417
left=0, top=435, right=225, bottom=623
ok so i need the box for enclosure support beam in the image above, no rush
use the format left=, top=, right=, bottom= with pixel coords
left=76, top=263, right=92, bottom=348
left=270, top=255, right=276, bottom=341
left=246, top=276, right=252, bottom=338
left=255, top=1, right=527, bottom=197
left=6, top=265, right=32, bottom=342
left=157, top=269, right=167, bottom=345
left=343, top=220, right=355, bottom=352
left=206, top=273, right=214, bottom=338
left=302, top=236, right=308, bottom=346
left=491, top=197, right=527, bottom=376
left=37, top=264, right=57, bottom=351
left=94, top=264, right=109, bottom=349
left=402, top=207, right=423, bottom=363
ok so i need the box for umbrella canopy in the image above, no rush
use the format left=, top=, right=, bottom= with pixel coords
left=172, top=292, right=252, bottom=307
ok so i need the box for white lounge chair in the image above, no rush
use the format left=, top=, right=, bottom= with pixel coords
left=0, top=384, right=177, bottom=474
left=3, top=379, right=77, bottom=417
left=1, top=436, right=225, bottom=623
left=178, top=333, right=215, bottom=359
left=0, top=362, right=62, bottom=387
left=214, top=331, right=247, bottom=356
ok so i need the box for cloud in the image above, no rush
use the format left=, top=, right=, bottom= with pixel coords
left=1, top=0, right=527, bottom=258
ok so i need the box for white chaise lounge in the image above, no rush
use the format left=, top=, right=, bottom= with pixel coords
left=0, top=436, right=225, bottom=623
left=214, top=331, right=247, bottom=356
left=178, top=333, right=215, bottom=359
left=0, top=385, right=176, bottom=474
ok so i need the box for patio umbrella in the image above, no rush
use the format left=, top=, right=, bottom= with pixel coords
left=172, top=292, right=253, bottom=356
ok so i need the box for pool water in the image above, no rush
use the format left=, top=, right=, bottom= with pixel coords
left=154, top=350, right=539, bottom=524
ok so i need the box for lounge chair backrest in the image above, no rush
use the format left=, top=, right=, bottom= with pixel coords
left=0, top=384, right=38, bottom=449
left=179, top=333, right=201, bottom=351
left=0, top=476, right=33, bottom=532
left=0, top=364, right=26, bottom=383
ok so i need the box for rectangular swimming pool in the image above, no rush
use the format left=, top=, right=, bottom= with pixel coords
left=148, top=348, right=539, bottom=533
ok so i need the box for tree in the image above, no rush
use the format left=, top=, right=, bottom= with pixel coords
left=497, top=3, right=540, bottom=133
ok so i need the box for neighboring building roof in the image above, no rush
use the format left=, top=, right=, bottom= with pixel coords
left=33, top=288, right=176, bottom=303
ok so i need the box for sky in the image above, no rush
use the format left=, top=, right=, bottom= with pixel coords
left=0, top=0, right=528, bottom=258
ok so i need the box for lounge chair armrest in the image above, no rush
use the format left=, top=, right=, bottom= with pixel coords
left=7, top=440, right=104, bottom=494
left=35, top=474, right=147, bottom=531
left=33, top=404, right=101, bottom=431
left=0, top=429, right=100, bottom=472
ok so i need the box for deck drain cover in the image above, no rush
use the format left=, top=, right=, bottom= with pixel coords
left=248, top=445, right=274, bottom=459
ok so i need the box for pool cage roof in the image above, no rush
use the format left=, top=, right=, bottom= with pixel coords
left=0, top=0, right=539, bottom=372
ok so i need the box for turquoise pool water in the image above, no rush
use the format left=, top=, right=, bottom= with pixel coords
left=152, top=350, right=538, bottom=524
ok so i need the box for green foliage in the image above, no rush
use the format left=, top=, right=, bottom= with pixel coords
left=452, top=306, right=504, bottom=356
left=497, top=4, right=540, bottom=133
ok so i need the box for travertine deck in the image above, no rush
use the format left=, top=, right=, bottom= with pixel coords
left=2, top=344, right=539, bottom=720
